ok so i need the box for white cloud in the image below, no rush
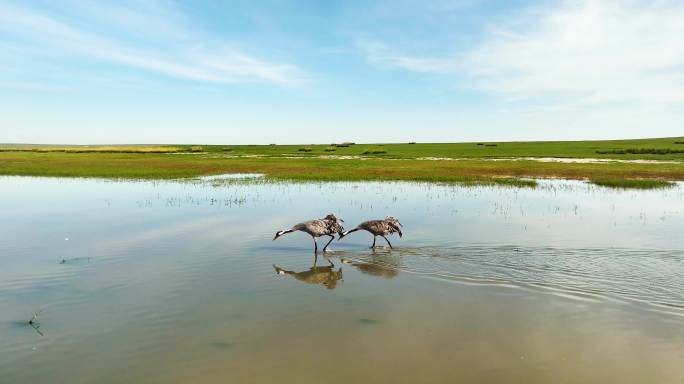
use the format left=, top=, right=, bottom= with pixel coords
left=360, top=1, right=684, bottom=107
left=0, top=2, right=305, bottom=86
left=465, top=0, right=684, bottom=105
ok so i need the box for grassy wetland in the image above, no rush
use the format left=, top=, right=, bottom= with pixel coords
left=2, top=141, right=683, bottom=383
left=1, top=136, right=683, bottom=188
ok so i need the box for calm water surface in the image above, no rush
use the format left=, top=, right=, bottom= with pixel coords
left=1, top=176, right=683, bottom=383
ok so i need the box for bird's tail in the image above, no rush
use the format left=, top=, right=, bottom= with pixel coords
left=389, top=223, right=402, bottom=238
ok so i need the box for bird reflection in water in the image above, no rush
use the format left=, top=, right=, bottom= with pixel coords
left=341, top=254, right=399, bottom=279
left=273, top=263, right=343, bottom=290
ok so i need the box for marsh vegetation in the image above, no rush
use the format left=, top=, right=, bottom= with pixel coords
left=1, top=137, right=683, bottom=188
left=590, top=178, right=676, bottom=189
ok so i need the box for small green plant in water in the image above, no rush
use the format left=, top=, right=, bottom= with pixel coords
left=358, top=318, right=378, bottom=325
left=590, top=178, right=675, bottom=190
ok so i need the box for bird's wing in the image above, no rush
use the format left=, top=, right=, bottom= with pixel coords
left=304, top=219, right=328, bottom=234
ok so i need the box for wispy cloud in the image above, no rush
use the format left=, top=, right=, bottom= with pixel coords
left=356, top=40, right=459, bottom=74
left=464, top=0, right=684, bottom=105
left=0, top=1, right=305, bottom=86
left=360, top=0, right=684, bottom=106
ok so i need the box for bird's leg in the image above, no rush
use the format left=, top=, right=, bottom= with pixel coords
left=322, top=235, right=335, bottom=252
left=370, top=236, right=376, bottom=249
left=325, top=255, right=334, bottom=266
left=381, top=235, right=393, bottom=249
left=313, top=237, right=318, bottom=254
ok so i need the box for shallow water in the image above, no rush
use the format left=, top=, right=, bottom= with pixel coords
left=1, top=176, right=683, bottom=383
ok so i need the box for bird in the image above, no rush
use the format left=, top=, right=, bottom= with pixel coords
left=339, top=216, right=403, bottom=249
left=273, top=264, right=343, bottom=290
left=273, top=214, right=345, bottom=256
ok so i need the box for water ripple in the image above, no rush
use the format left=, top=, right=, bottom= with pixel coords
left=341, top=245, right=684, bottom=315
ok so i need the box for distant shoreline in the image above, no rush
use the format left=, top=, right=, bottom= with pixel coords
left=1, top=138, right=682, bottom=189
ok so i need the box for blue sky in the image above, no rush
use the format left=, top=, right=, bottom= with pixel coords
left=1, top=0, right=683, bottom=144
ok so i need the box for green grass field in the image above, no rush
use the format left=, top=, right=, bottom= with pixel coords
left=1, top=137, right=683, bottom=188
left=3, top=136, right=684, bottom=159
left=204, top=137, right=684, bottom=160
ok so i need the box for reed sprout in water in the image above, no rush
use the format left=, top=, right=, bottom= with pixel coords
left=590, top=178, right=675, bottom=190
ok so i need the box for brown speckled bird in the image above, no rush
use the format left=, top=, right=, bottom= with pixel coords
left=339, top=216, right=403, bottom=249
left=273, top=214, right=345, bottom=255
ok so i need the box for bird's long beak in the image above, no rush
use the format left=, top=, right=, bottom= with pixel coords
left=398, top=221, right=403, bottom=227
